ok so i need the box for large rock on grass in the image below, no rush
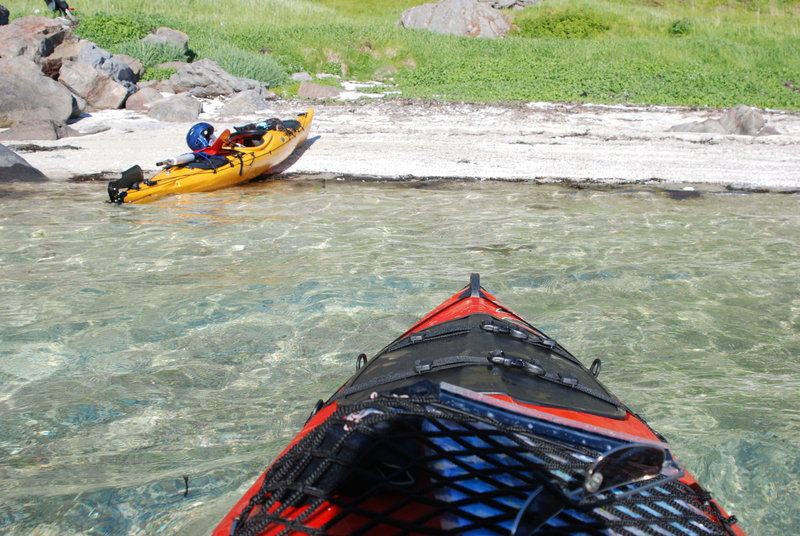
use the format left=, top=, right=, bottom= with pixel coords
left=0, top=57, right=76, bottom=126
left=399, top=0, right=512, bottom=38
left=0, top=143, right=48, bottom=181
left=142, top=27, right=189, bottom=52
left=168, top=58, right=266, bottom=97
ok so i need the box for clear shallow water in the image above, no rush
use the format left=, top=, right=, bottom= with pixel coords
left=0, top=179, right=798, bottom=535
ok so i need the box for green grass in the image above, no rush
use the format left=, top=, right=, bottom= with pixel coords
left=112, top=41, right=189, bottom=69
left=6, top=0, right=800, bottom=109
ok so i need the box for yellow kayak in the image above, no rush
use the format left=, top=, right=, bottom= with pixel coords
left=108, top=109, right=314, bottom=204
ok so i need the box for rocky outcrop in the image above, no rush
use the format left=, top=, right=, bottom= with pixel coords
left=0, top=18, right=275, bottom=124
left=399, top=0, right=512, bottom=38
left=669, top=105, right=778, bottom=136
left=0, top=15, right=75, bottom=62
left=0, top=143, right=48, bottom=181
left=0, top=119, right=79, bottom=141
left=168, top=58, right=267, bottom=97
left=0, top=57, right=77, bottom=126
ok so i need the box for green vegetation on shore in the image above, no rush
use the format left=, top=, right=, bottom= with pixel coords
left=7, top=0, right=800, bottom=109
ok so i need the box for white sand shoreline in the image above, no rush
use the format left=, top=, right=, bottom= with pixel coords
left=8, top=99, right=800, bottom=191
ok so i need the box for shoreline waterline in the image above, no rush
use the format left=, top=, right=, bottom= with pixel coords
left=3, top=173, right=798, bottom=204
left=3, top=99, right=799, bottom=193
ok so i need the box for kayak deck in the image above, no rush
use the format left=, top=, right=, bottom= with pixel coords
left=212, top=275, right=743, bottom=536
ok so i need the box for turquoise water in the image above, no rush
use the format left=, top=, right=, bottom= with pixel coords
left=0, top=179, right=798, bottom=535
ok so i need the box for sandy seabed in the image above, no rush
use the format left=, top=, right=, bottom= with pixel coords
left=9, top=99, right=800, bottom=191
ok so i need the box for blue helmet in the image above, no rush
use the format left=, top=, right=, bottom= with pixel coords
left=186, top=122, right=215, bottom=151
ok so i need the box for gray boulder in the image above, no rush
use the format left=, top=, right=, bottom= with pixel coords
left=147, top=93, right=202, bottom=122
left=0, top=119, right=80, bottom=141
left=142, top=27, right=189, bottom=52
left=115, top=53, right=144, bottom=79
left=168, top=58, right=266, bottom=97
left=0, top=57, right=76, bottom=126
left=1, top=5, right=9, bottom=26
left=59, top=59, right=129, bottom=109
left=58, top=59, right=101, bottom=96
left=399, top=0, right=512, bottom=38
left=125, top=86, right=164, bottom=111
left=0, top=15, right=74, bottom=62
left=291, top=71, right=313, bottom=82
left=84, top=76, right=129, bottom=109
left=76, top=41, right=136, bottom=88
left=669, top=105, right=776, bottom=136
left=0, top=143, right=48, bottom=181
left=297, top=81, right=341, bottom=99
left=719, top=104, right=766, bottom=135
left=219, top=88, right=276, bottom=116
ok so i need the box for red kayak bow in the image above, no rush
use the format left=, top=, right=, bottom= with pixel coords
left=212, top=274, right=744, bottom=536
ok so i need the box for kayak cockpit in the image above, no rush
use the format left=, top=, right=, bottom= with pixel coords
left=220, top=384, right=736, bottom=536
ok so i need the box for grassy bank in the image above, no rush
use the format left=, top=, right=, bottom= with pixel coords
left=7, top=0, right=800, bottom=109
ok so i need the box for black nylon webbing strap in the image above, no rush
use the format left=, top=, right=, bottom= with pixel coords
left=333, top=353, right=625, bottom=410
left=377, top=319, right=578, bottom=364
left=379, top=324, right=476, bottom=355
left=333, top=355, right=489, bottom=400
